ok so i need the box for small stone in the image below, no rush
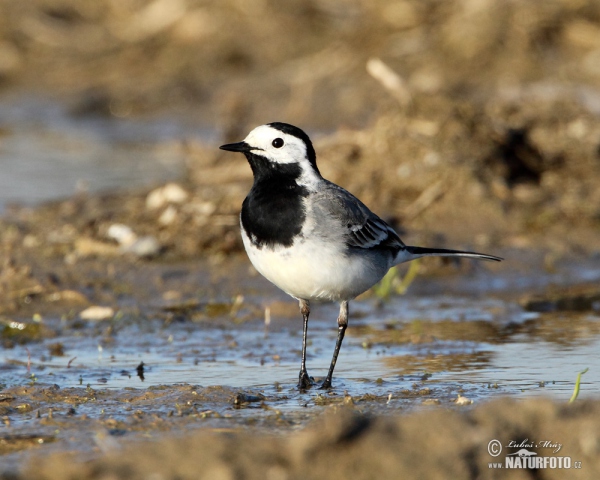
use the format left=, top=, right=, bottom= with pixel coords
left=106, top=224, right=137, bottom=246
left=22, top=234, right=40, bottom=248
left=455, top=395, right=473, bottom=406
left=46, top=290, right=89, bottom=305
left=158, top=205, right=178, bottom=225
left=122, top=236, right=161, bottom=257
left=74, top=238, right=120, bottom=257
left=79, top=306, right=115, bottom=321
left=146, top=183, right=189, bottom=210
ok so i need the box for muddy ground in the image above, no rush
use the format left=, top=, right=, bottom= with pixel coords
left=12, top=398, right=600, bottom=480
left=1, top=0, right=600, bottom=478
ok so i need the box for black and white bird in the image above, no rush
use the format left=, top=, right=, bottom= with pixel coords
left=220, top=122, right=502, bottom=389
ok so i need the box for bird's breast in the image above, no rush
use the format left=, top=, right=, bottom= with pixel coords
left=240, top=180, right=308, bottom=249
left=241, top=226, right=390, bottom=302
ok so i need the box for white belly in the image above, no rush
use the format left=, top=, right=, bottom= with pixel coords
left=241, top=229, right=388, bottom=302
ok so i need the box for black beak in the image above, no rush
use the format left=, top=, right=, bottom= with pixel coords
left=219, top=141, right=251, bottom=153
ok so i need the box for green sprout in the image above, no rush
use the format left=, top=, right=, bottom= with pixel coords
left=372, top=259, right=421, bottom=301
left=569, top=368, right=589, bottom=403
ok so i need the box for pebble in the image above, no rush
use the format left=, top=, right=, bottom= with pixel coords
left=107, top=224, right=137, bottom=246
left=73, top=238, right=120, bottom=258
left=121, top=236, right=161, bottom=257
left=146, top=183, right=189, bottom=210
left=106, top=223, right=161, bottom=257
left=79, top=306, right=115, bottom=321
left=455, top=395, right=473, bottom=406
left=158, top=205, right=178, bottom=225
left=46, top=290, right=89, bottom=305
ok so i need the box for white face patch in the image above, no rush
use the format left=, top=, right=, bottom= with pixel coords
left=243, top=125, right=322, bottom=190
left=244, top=125, right=308, bottom=165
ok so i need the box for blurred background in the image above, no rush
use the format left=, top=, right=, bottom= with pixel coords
left=0, top=0, right=599, bottom=254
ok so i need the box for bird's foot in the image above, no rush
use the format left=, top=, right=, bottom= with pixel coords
left=298, top=370, right=315, bottom=390
left=319, top=378, right=333, bottom=390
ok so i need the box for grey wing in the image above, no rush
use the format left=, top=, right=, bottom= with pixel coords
left=314, top=182, right=405, bottom=254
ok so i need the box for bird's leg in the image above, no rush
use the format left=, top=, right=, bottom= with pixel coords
left=298, top=299, right=313, bottom=389
left=320, top=301, right=348, bottom=390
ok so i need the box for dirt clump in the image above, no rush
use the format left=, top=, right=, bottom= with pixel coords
left=15, top=398, right=600, bottom=480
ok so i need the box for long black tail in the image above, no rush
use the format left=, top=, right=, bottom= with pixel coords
left=404, top=246, right=503, bottom=262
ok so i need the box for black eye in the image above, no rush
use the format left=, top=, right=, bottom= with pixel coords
left=272, top=138, right=284, bottom=148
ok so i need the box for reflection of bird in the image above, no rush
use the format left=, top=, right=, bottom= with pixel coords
left=508, top=449, right=538, bottom=457
left=220, top=122, right=502, bottom=389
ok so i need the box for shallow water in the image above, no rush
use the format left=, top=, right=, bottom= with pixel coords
left=2, top=289, right=599, bottom=410
left=0, top=96, right=205, bottom=211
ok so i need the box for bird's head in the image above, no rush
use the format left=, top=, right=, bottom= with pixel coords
left=220, top=122, right=321, bottom=184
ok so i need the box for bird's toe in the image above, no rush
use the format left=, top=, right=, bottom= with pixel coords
left=298, top=371, right=315, bottom=390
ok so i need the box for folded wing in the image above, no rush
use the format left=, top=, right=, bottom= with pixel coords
left=314, top=182, right=405, bottom=256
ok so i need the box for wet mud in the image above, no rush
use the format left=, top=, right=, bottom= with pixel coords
left=1, top=256, right=600, bottom=478
left=12, top=398, right=600, bottom=480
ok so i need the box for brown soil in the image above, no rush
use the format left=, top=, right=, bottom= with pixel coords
left=14, top=398, right=600, bottom=480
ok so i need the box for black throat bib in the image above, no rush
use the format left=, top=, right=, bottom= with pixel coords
left=241, top=153, right=309, bottom=249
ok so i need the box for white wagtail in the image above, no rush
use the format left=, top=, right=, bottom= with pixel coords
left=220, top=122, right=502, bottom=389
